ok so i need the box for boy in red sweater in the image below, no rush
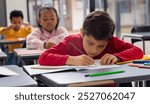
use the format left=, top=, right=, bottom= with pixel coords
left=38, top=11, right=143, bottom=66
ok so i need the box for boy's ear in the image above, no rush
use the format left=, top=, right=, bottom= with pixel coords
left=80, top=28, right=84, bottom=38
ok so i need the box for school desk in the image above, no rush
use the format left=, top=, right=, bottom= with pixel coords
left=0, top=49, right=7, bottom=65
left=23, top=64, right=150, bottom=87
left=0, top=38, right=26, bottom=57
left=0, top=65, right=37, bottom=86
left=122, top=32, right=150, bottom=54
left=14, top=48, right=46, bottom=65
left=0, top=38, right=25, bottom=45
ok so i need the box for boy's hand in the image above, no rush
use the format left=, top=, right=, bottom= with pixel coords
left=22, top=22, right=33, bottom=30
left=2, top=24, right=15, bottom=31
left=22, top=22, right=29, bottom=26
left=44, top=42, right=55, bottom=49
left=8, top=24, right=16, bottom=29
left=100, top=53, right=118, bottom=65
left=66, top=54, right=94, bottom=66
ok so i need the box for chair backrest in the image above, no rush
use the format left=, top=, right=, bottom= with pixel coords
left=131, top=25, right=150, bottom=33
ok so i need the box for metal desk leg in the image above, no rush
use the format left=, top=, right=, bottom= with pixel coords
left=34, top=60, right=37, bottom=64
left=142, top=39, right=145, bottom=54
left=142, top=40, right=147, bottom=87
left=3, top=58, right=6, bottom=65
left=121, top=35, right=125, bottom=40
left=142, top=39, right=147, bottom=87
left=133, top=81, right=138, bottom=87
left=142, top=80, right=146, bottom=87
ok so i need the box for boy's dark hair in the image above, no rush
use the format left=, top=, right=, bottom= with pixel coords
left=10, top=10, right=24, bottom=20
left=37, top=5, right=59, bottom=30
left=83, top=11, right=115, bottom=40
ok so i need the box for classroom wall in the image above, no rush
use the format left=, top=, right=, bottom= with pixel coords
left=42, top=0, right=53, bottom=6
left=72, top=0, right=83, bottom=30
left=0, top=0, right=7, bottom=26
left=65, top=0, right=83, bottom=30
left=6, top=0, right=28, bottom=25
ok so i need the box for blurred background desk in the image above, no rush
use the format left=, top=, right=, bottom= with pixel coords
left=122, top=32, right=150, bottom=54
left=14, top=48, right=46, bottom=65
left=0, top=38, right=25, bottom=45
left=0, top=49, right=7, bottom=65
left=0, top=65, right=37, bottom=86
left=0, top=38, right=26, bottom=55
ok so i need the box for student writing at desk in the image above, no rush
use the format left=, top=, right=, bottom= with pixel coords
left=0, top=10, right=33, bottom=64
left=38, top=11, right=143, bottom=86
left=26, top=6, right=68, bottom=50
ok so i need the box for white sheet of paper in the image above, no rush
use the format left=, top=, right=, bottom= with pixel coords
left=24, top=65, right=77, bottom=75
left=24, top=59, right=120, bottom=75
left=86, top=59, right=119, bottom=70
left=31, top=65, right=88, bottom=69
left=0, top=67, right=18, bottom=76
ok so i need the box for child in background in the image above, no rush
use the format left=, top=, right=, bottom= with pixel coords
left=26, top=6, right=68, bottom=49
left=38, top=11, right=143, bottom=66
left=0, top=10, right=33, bottom=64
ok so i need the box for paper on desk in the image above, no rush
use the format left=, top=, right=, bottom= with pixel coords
left=30, top=59, right=119, bottom=69
left=83, top=59, right=120, bottom=70
left=31, top=65, right=88, bottom=69
left=24, top=65, right=78, bottom=75
left=0, top=67, right=18, bottom=76
left=24, top=60, right=119, bottom=75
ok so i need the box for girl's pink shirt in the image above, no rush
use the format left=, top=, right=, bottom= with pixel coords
left=26, top=27, right=68, bottom=49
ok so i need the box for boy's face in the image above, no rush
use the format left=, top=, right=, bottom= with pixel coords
left=11, top=17, right=23, bottom=31
left=82, top=33, right=108, bottom=58
left=38, top=9, right=57, bottom=33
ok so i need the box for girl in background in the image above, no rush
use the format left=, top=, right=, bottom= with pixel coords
left=27, top=6, right=68, bottom=49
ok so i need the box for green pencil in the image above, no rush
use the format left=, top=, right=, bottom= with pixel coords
left=85, top=70, right=125, bottom=77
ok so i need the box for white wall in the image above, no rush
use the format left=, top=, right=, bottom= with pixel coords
left=72, top=0, right=83, bottom=30
left=6, top=0, right=28, bottom=25
left=42, top=0, right=53, bottom=6
left=65, top=0, right=83, bottom=30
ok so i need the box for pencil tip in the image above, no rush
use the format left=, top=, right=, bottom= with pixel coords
left=85, top=75, right=89, bottom=77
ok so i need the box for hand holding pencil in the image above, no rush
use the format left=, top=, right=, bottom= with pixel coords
left=66, top=54, right=95, bottom=66
left=66, top=42, right=95, bottom=66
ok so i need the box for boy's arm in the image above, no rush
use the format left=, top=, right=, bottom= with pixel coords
left=23, top=22, right=34, bottom=33
left=112, top=38, right=143, bottom=62
left=0, top=25, right=15, bottom=34
left=38, top=38, right=71, bottom=66
left=38, top=47, right=94, bottom=66
left=38, top=36, right=95, bottom=66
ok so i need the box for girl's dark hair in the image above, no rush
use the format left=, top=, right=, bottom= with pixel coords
left=37, top=6, right=59, bottom=30
left=10, top=10, right=24, bottom=20
left=83, top=11, right=115, bottom=40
